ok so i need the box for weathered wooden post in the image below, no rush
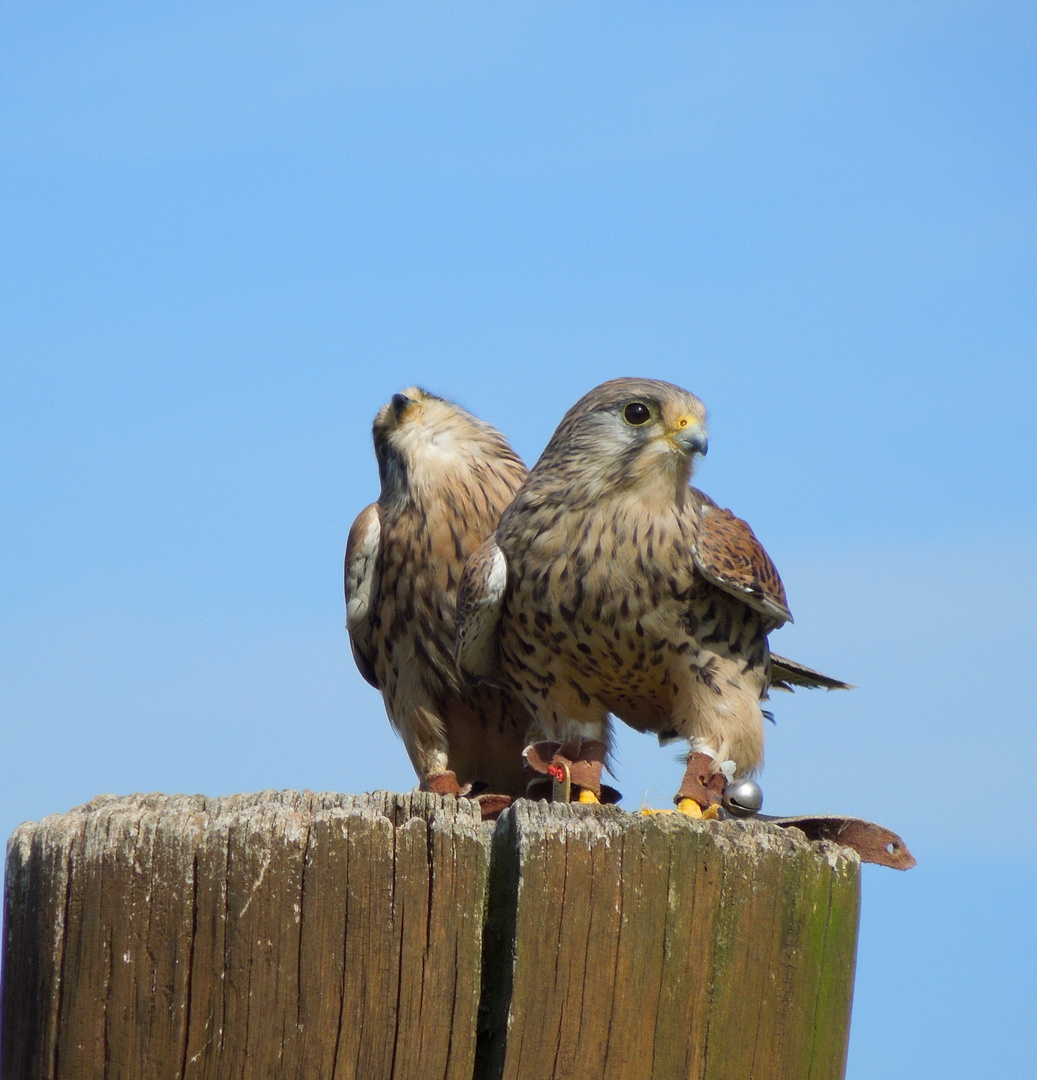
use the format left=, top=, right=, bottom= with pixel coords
left=3, top=791, right=861, bottom=1080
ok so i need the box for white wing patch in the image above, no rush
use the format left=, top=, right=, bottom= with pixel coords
left=455, top=538, right=509, bottom=685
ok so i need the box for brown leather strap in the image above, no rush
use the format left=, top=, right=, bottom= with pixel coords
left=674, top=751, right=726, bottom=809
left=523, top=739, right=616, bottom=801
left=425, top=770, right=469, bottom=796
left=761, top=814, right=916, bottom=869
left=475, top=793, right=513, bottom=821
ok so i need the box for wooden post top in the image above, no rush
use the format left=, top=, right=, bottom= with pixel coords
left=3, top=791, right=860, bottom=1080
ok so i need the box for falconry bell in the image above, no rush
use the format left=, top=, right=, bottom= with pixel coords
left=723, top=778, right=763, bottom=818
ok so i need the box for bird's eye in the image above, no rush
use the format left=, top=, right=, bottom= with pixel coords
left=623, top=402, right=651, bottom=426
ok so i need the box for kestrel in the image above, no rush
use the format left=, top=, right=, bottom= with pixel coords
left=345, top=387, right=533, bottom=800
left=456, top=377, right=848, bottom=815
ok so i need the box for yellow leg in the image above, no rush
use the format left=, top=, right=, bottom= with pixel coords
left=577, top=788, right=601, bottom=805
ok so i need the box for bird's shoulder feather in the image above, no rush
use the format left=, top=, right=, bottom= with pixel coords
left=344, top=502, right=381, bottom=688
left=688, top=490, right=792, bottom=626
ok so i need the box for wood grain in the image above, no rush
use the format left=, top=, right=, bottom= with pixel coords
left=2, top=792, right=491, bottom=1080
left=3, top=794, right=860, bottom=1080
left=473, top=803, right=860, bottom=1080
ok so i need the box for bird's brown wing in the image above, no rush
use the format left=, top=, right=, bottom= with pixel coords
left=344, top=502, right=381, bottom=688
left=690, top=493, right=793, bottom=626
left=769, top=653, right=854, bottom=692
left=455, top=536, right=509, bottom=687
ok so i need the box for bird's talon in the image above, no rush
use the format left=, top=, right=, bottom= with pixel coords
left=577, top=788, right=600, bottom=805
left=676, top=798, right=719, bottom=819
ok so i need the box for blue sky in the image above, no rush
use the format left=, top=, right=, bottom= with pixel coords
left=2, top=3, right=1035, bottom=1075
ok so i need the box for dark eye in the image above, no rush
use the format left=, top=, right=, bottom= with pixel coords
left=623, top=402, right=651, bottom=425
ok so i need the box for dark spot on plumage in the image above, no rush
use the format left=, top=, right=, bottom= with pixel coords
left=412, top=635, right=434, bottom=671
left=534, top=611, right=550, bottom=631
left=567, top=678, right=592, bottom=706
left=577, top=642, right=592, bottom=655
left=519, top=640, right=536, bottom=655
left=635, top=620, right=645, bottom=638
left=450, top=529, right=465, bottom=561
left=560, top=603, right=578, bottom=624
left=696, top=661, right=717, bottom=689
left=620, top=596, right=630, bottom=617
left=571, top=578, right=585, bottom=611
left=518, top=612, right=528, bottom=625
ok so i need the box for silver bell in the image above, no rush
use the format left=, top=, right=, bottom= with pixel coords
left=723, top=777, right=763, bottom=818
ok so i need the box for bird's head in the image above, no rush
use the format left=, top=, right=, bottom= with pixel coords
left=531, top=377, right=708, bottom=506
left=371, top=386, right=525, bottom=503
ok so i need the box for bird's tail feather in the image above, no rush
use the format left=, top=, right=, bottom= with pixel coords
left=769, top=653, right=854, bottom=692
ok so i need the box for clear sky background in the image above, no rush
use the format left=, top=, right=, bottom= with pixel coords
left=2, top=3, right=1035, bottom=1075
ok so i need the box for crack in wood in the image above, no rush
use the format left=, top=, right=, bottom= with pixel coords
left=3, top=792, right=859, bottom=1080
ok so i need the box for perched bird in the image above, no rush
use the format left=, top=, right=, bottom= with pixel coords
left=345, top=387, right=533, bottom=800
left=456, top=377, right=849, bottom=815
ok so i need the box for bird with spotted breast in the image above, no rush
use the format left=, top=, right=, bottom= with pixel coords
left=455, top=377, right=850, bottom=815
left=345, top=387, right=534, bottom=804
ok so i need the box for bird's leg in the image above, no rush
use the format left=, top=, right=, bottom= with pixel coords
left=523, top=738, right=622, bottom=804
left=674, top=751, right=726, bottom=819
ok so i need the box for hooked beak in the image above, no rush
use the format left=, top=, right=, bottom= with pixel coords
left=391, top=393, right=415, bottom=422
left=673, top=420, right=708, bottom=457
